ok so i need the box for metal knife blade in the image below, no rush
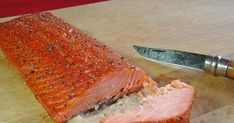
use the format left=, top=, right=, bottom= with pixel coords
left=133, top=45, right=234, bottom=79
left=133, top=45, right=207, bottom=70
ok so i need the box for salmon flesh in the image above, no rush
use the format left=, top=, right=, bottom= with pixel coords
left=102, top=80, right=195, bottom=123
left=0, top=13, right=154, bottom=122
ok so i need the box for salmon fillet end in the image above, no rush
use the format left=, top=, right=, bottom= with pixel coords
left=101, top=80, right=195, bottom=123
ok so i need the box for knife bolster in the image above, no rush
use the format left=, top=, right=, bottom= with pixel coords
left=204, top=56, right=230, bottom=77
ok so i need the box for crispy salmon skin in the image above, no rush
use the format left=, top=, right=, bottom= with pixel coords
left=0, top=13, right=154, bottom=122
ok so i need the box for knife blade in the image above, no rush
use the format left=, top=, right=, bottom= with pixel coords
left=133, top=45, right=234, bottom=79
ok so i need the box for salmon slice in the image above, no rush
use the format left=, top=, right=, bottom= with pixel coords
left=102, top=80, right=195, bottom=123
left=0, top=13, right=154, bottom=122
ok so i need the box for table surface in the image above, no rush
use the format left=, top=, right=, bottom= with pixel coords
left=0, top=0, right=234, bottom=122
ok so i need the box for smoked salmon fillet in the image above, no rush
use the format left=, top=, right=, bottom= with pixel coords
left=0, top=13, right=154, bottom=122
left=102, top=80, right=195, bottom=123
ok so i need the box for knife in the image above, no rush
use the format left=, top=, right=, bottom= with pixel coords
left=133, top=45, right=234, bottom=79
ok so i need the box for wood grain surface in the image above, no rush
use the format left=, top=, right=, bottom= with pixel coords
left=0, top=0, right=234, bottom=122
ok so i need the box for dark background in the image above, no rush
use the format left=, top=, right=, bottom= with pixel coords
left=0, top=0, right=106, bottom=18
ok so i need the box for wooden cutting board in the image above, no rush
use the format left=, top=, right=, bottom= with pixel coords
left=0, top=0, right=234, bottom=122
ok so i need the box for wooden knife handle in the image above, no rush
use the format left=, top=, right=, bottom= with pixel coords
left=227, top=59, right=234, bottom=79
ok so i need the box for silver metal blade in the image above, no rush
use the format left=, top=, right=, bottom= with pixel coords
left=133, top=45, right=208, bottom=70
